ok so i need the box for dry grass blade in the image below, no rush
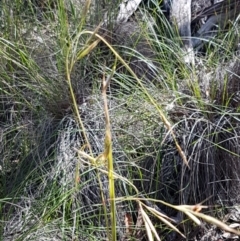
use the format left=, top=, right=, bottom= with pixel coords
left=190, top=210, right=240, bottom=236
left=124, top=213, right=134, bottom=238
left=173, top=204, right=240, bottom=236
left=144, top=205, right=186, bottom=238
left=143, top=199, right=240, bottom=236
left=185, top=211, right=202, bottom=226
left=77, top=38, right=100, bottom=59
left=140, top=203, right=161, bottom=241
left=77, top=22, right=103, bottom=60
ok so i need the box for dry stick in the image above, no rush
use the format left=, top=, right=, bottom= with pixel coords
left=80, top=30, right=190, bottom=169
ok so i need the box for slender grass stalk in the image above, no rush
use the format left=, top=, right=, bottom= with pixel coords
left=102, top=61, right=117, bottom=241
left=78, top=30, right=190, bottom=168
left=55, top=2, right=114, bottom=239
left=57, top=0, right=93, bottom=156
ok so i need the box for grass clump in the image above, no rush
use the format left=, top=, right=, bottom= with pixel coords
left=0, top=0, right=240, bottom=241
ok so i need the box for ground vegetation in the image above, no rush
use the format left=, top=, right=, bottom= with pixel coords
left=0, top=0, right=240, bottom=240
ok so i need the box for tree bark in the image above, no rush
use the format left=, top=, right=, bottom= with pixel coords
left=170, top=0, right=194, bottom=64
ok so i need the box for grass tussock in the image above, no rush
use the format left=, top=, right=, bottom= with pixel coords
left=0, top=0, right=240, bottom=240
